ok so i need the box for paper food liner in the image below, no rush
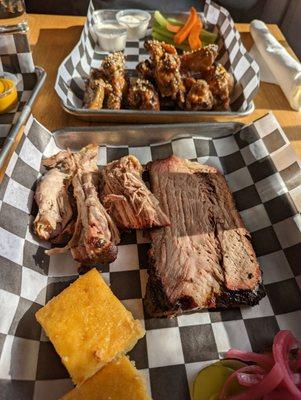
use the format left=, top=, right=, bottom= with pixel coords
left=0, top=112, right=300, bottom=399
left=55, top=0, right=260, bottom=112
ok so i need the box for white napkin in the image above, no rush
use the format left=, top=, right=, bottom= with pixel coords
left=250, top=19, right=301, bottom=111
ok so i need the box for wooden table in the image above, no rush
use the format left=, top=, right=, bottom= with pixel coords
left=26, top=14, right=300, bottom=159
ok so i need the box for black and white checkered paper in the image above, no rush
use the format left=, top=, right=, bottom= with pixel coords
left=0, top=31, right=36, bottom=147
left=55, top=0, right=259, bottom=113
left=0, top=112, right=300, bottom=400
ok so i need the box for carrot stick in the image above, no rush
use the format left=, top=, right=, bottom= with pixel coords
left=188, top=16, right=203, bottom=50
left=174, top=7, right=198, bottom=44
left=166, top=22, right=181, bottom=33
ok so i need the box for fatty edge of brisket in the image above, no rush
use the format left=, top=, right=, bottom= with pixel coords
left=144, top=156, right=266, bottom=318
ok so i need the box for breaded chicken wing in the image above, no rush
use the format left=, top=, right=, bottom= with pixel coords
left=204, top=63, right=234, bottom=110
left=83, top=69, right=112, bottom=110
left=185, top=79, right=213, bottom=111
left=180, top=44, right=219, bottom=74
left=127, top=78, right=160, bottom=111
left=100, top=52, right=126, bottom=109
left=136, top=59, right=154, bottom=81
left=144, top=40, right=185, bottom=106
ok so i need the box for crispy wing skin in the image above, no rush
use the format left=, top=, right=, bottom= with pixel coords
left=136, top=59, right=154, bottom=81
left=34, top=169, right=73, bottom=241
left=127, top=78, right=160, bottom=111
left=100, top=52, right=126, bottom=110
left=180, top=44, right=219, bottom=74
left=204, top=63, right=234, bottom=110
left=83, top=69, right=112, bottom=110
left=185, top=79, right=214, bottom=111
left=144, top=40, right=185, bottom=106
left=101, top=155, right=170, bottom=230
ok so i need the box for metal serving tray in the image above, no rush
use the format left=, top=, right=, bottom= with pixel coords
left=62, top=102, right=255, bottom=123
left=56, top=3, right=259, bottom=123
left=0, top=66, right=46, bottom=170
left=2, top=113, right=300, bottom=400
left=53, top=121, right=244, bottom=149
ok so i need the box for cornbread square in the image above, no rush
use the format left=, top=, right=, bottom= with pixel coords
left=60, top=356, right=151, bottom=400
left=35, top=268, right=145, bottom=385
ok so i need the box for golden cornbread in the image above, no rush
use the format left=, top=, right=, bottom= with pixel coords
left=35, top=268, right=145, bottom=385
left=60, top=356, right=151, bottom=400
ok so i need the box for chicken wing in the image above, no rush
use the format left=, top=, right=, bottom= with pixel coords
left=144, top=40, right=185, bottom=106
left=127, top=78, right=160, bottom=111
left=34, top=169, right=73, bottom=242
left=136, top=59, right=154, bottom=81
left=180, top=44, right=219, bottom=74
left=204, top=63, right=234, bottom=110
left=83, top=68, right=112, bottom=110
left=185, top=79, right=214, bottom=111
left=99, top=52, right=126, bottom=109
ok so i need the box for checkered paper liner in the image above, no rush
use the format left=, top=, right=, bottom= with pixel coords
left=0, top=112, right=301, bottom=400
left=0, top=31, right=36, bottom=148
left=54, top=0, right=259, bottom=113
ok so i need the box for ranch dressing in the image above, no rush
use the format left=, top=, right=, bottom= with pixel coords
left=116, top=10, right=151, bottom=40
left=93, top=21, right=127, bottom=52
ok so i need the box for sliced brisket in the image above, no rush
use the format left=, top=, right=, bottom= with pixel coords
left=145, top=156, right=265, bottom=317
left=101, top=155, right=170, bottom=230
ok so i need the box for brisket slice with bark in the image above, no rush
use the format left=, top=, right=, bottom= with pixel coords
left=101, top=155, right=170, bottom=230
left=145, top=156, right=265, bottom=317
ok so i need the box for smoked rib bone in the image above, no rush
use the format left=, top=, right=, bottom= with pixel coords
left=34, top=168, right=73, bottom=241
left=44, top=145, right=120, bottom=264
left=146, top=156, right=265, bottom=317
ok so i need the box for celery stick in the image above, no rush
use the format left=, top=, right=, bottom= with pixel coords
left=153, top=20, right=217, bottom=45
left=167, top=17, right=183, bottom=26
left=153, top=22, right=175, bottom=39
left=154, top=11, right=169, bottom=28
left=151, top=31, right=190, bottom=52
left=152, top=26, right=211, bottom=50
left=201, top=29, right=218, bottom=44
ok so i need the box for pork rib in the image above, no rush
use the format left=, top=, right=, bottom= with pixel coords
left=34, top=168, right=73, bottom=242
left=44, top=145, right=120, bottom=263
left=43, top=144, right=99, bottom=175
left=101, top=155, right=170, bottom=230
left=145, top=156, right=265, bottom=317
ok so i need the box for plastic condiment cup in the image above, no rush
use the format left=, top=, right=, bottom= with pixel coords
left=92, top=10, right=128, bottom=52
left=116, top=9, right=151, bottom=40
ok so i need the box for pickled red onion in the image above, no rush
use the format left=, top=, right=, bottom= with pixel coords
left=290, top=351, right=301, bottom=372
left=262, top=388, right=298, bottom=399
left=293, top=373, right=301, bottom=385
left=237, top=372, right=265, bottom=387
left=219, top=363, right=283, bottom=400
left=221, top=331, right=301, bottom=400
left=273, top=330, right=301, bottom=399
left=226, top=349, right=274, bottom=369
